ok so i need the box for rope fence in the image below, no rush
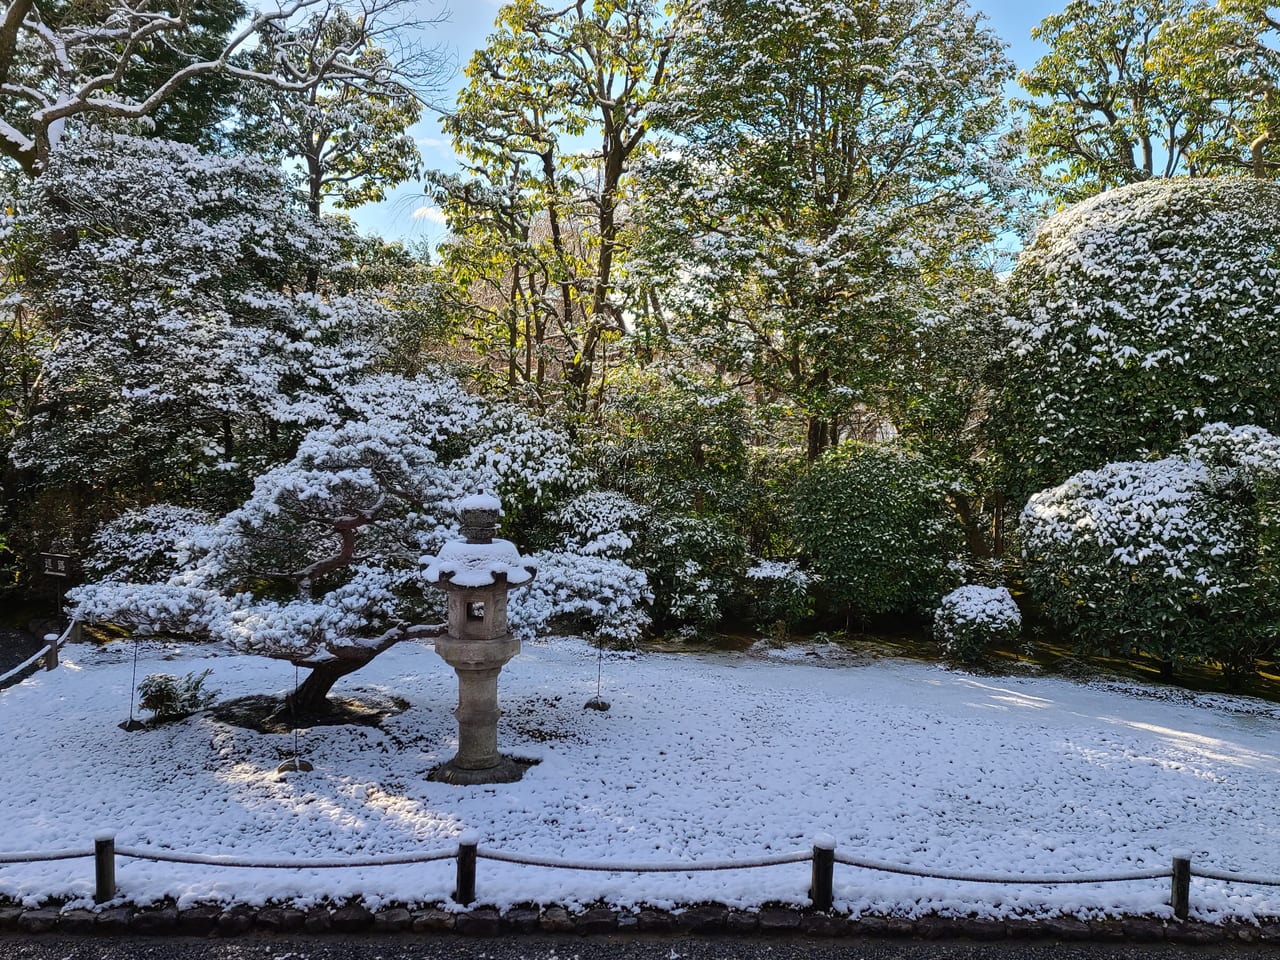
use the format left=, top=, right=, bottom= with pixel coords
left=114, top=847, right=458, bottom=870
left=0, top=847, right=94, bottom=865
left=1188, top=866, right=1280, bottom=888
left=475, top=847, right=812, bottom=873
left=3, top=834, right=1279, bottom=919
left=0, top=620, right=79, bottom=690
left=831, top=852, right=1168, bottom=885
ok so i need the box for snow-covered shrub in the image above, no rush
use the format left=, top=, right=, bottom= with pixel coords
left=503, top=491, right=651, bottom=646
left=745, top=559, right=816, bottom=641
left=934, top=585, right=1021, bottom=663
left=638, top=514, right=748, bottom=638
left=452, top=405, right=584, bottom=522
left=792, top=442, right=963, bottom=618
left=85, top=506, right=215, bottom=584
left=552, top=491, right=648, bottom=559
left=510, top=551, right=651, bottom=647
left=1021, top=424, right=1280, bottom=681
left=137, top=670, right=219, bottom=723
left=996, top=178, right=1280, bottom=498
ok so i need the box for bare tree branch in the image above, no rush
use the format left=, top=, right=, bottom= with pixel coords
left=0, top=0, right=448, bottom=174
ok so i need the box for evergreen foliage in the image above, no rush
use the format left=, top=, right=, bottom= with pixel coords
left=639, top=0, right=1017, bottom=459
left=1021, top=424, right=1280, bottom=682
left=996, top=178, right=1280, bottom=502
left=933, top=585, right=1021, bottom=663
left=792, top=443, right=963, bottom=619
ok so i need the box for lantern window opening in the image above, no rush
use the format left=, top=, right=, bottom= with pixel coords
left=466, top=601, right=486, bottom=622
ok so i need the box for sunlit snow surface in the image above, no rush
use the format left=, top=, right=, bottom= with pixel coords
left=3, top=637, right=1279, bottom=921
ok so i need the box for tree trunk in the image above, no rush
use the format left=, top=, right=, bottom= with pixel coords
left=305, top=150, right=323, bottom=293
left=806, top=416, right=832, bottom=461
left=285, top=656, right=374, bottom=715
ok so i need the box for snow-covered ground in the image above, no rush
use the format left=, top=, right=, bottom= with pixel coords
left=3, top=636, right=1280, bottom=922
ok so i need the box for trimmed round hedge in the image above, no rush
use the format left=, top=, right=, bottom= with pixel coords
left=934, top=584, right=1021, bottom=663
left=996, top=177, right=1280, bottom=499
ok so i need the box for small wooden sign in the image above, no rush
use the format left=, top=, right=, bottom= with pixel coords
left=40, top=553, right=73, bottom=577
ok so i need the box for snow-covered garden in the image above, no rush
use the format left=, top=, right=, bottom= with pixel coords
left=4, top=635, right=1280, bottom=923
left=9, top=0, right=1280, bottom=939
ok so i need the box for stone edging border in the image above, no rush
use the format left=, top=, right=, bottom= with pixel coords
left=1, top=901, right=1275, bottom=943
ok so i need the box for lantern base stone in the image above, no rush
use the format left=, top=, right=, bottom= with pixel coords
left=429, top=754, right=530, bottom=785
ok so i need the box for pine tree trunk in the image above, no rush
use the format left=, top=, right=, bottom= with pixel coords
left=285, top=656, right=374, bottom=716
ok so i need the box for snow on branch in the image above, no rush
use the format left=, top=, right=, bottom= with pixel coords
left=0, top=0, right=445, bottom=173
left=67, top=372, right=643, bottom=668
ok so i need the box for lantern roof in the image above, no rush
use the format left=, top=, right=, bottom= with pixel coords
left=424, top=537, right=535, bottom=588
left=423, top=495, right=536, bottom=588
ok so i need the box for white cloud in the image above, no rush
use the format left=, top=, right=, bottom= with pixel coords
left=411, top=205, right=447, bottom=225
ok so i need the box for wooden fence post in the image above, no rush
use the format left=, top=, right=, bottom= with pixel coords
left=455, top=832, right=478, bottom=906
left=1171, top=851, right=1191, bottom=921
left=810, top=834, right=835, bottom=912
left=94, top=833, right=116, bottom=903
left=43, top=634, right=58, bottom=671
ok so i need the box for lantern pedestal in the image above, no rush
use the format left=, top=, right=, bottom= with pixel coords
left=430, top=634, right=526, bottom=784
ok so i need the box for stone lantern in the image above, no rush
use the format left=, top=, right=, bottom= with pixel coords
left=424, top=494, right=536, bottom=784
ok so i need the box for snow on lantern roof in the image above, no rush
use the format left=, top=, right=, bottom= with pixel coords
left=424, top=495, right=535, bottom=588
left=458, top=493, right=503, bottom=514
left=424, top=538, right=536, bottom=588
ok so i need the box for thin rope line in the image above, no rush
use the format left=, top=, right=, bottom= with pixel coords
left=1192, top=866, right=1280, bottom=887
left=0, top=622, right=77, bottom=688
left=127, top=638, right=140, bottom=725
left=832, top=852, right=1166, bottom=885
left=0, top=848, right=94, bottom=864
left=476, top=847, right=812, bottom=873
left=114, top=847, right=456, bottom=869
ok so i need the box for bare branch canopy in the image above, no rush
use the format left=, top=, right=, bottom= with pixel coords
left=0, top=0, right=443, bottom=174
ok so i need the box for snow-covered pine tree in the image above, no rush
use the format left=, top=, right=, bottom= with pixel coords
left=71, top=375, right=651, bottom=712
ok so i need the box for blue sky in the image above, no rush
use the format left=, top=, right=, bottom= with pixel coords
left=349, top=0, right=1061, bottom=243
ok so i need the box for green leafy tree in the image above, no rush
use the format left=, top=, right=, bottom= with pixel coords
left=233, top=5, right=442, bottom=220
left=1019, top=0, right=1280, bottom=202
left=431, top=0, right=676, bottom=417
left=636, top=0, right=1017, bottom=459
left=887, top=277, right=1015, bottom=557
left=331, top=236, right=451, bottom=376
left=596, top=368, right=751, bottom=516
left=1019, top=0, right=1218, bottom=202
left=1151, top=0, right=1280, bottom=179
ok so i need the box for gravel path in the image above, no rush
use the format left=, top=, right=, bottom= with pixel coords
left=0, top=936, right=1272, bottom=960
